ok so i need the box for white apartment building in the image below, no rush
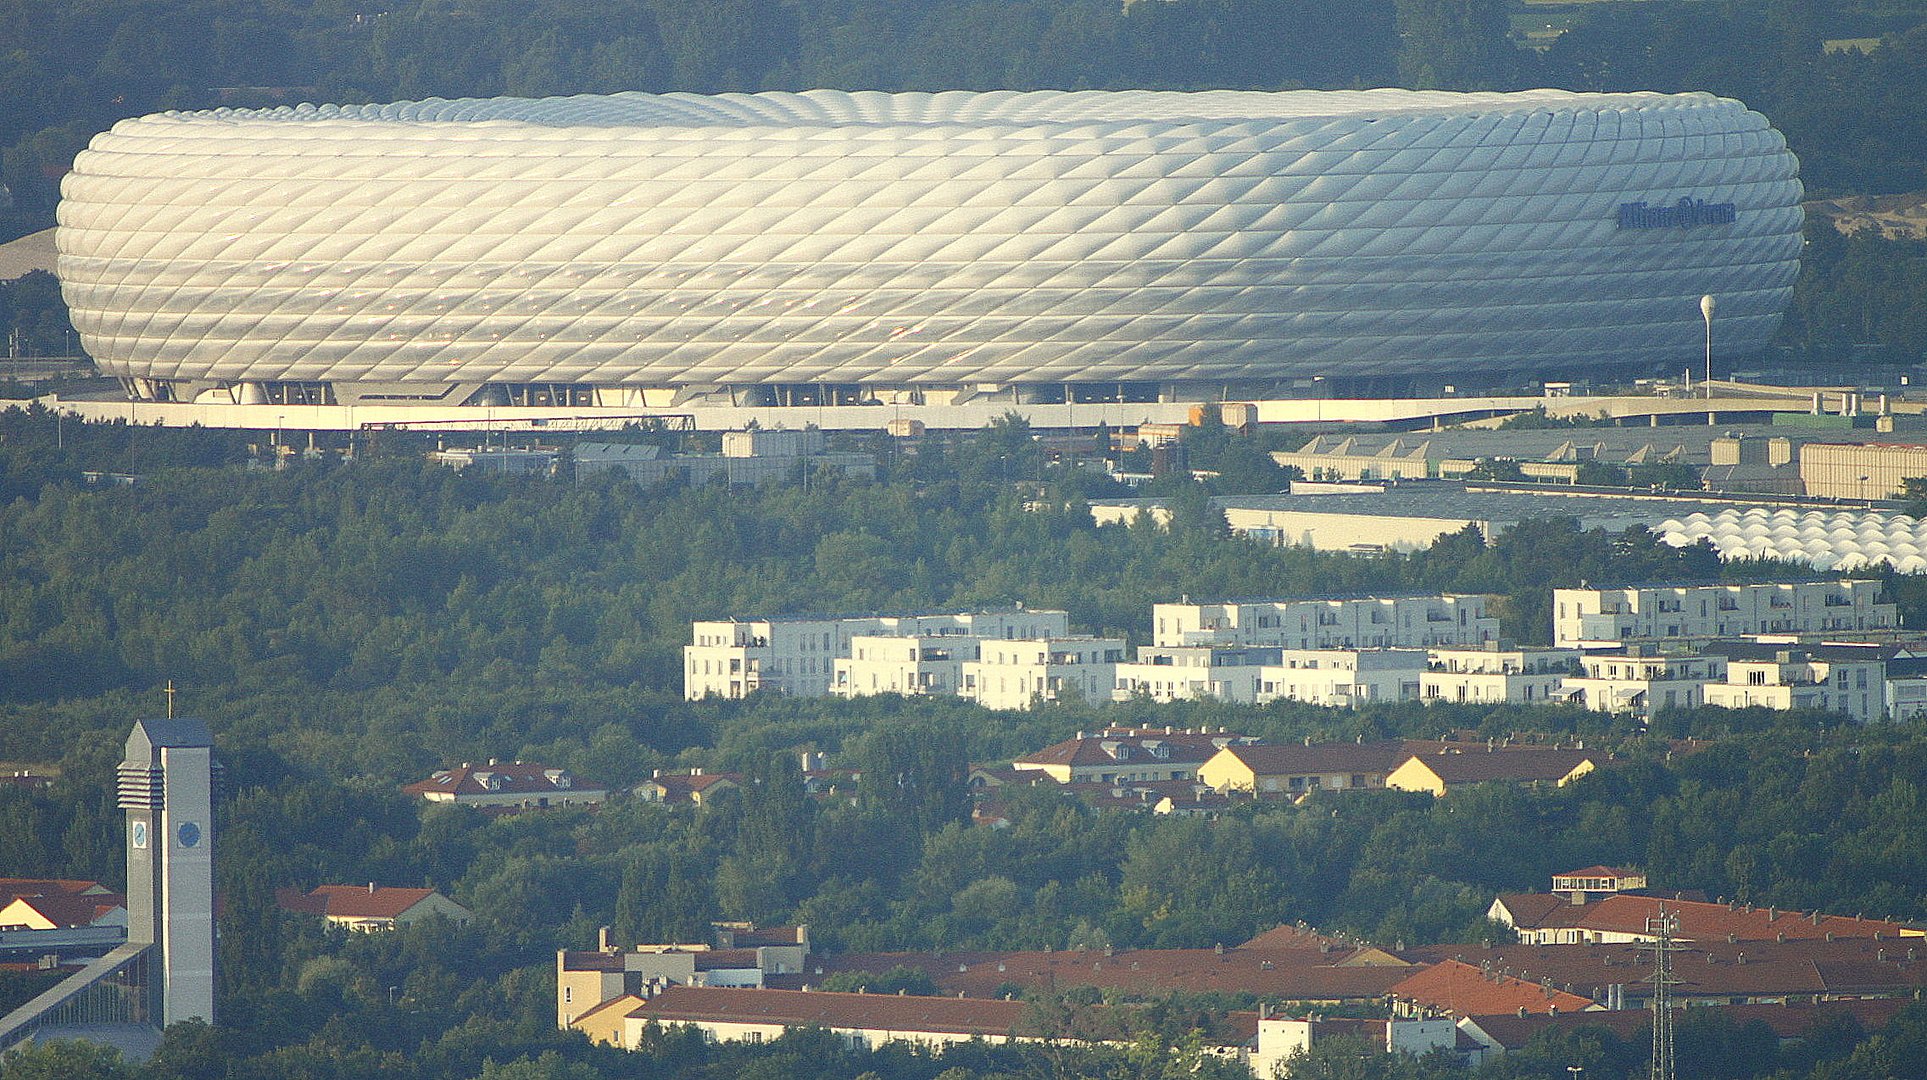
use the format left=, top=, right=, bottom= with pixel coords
left=1422, top=645, right=1582, bottom=705
left=1561, top=649, right=1727, bottom=716
left=1252, top=649, right=1427, bottom=707
left=963, top=636, right=1126, bottom=710
left=1111, top=646, right=1281, bottom=704
left=1250, top=1016, right=1457, bottom=1080
left=1701, top=645, right=1888, bottom=723
left=684, top=609, right=1069, bottom=699
left=832, top=634, right=983, bottom=698
left=1889, top=658, right=1927, bottom=721
left=1153, top=595, right=1497, bottom=650
left=1552, top=580, right=1897, bottom=649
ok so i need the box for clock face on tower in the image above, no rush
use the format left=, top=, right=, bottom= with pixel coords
left=132, top=821, right=147, bottom=849
left=177, top=822, right=201, bottom=848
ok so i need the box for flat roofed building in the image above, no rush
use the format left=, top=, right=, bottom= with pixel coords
left=1700, top=643, right=1889, bottom=723
left=685, top=609, right=1069, bottom=700
left=1251, top=1015, right=1458, bottom=1080
left=558, top=923, right=810, bottom=1029
left=1561, top=648, right=1726, bottom=716
left=833, top=634, right=987, bottom=698
left=1253, top=648, right=1428, bottom=708
left=962, top=636, right=1125, bottom=710
left=1423, top=645, right=1581, bottom=705
left=1111, top=646, right=1282, bottom=703
left=1153, top=595, right=1497, bottom=650
left=1887, top=656, right=1927, bottom=721
left=1550, top=866, right=1648, bottom=897
left=1552, top=580, right=1896, bottom=649
left=1800, top=443, right=1927, bottom=500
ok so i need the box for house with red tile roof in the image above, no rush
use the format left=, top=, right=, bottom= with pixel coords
left=801, top=946, right=1413, bottom=1003
left=401, top=760, right=606, bottom=810
left=634, top=769, right=740, bottom=806
left=1011, top=727, right=1260, bottom=784
left=0, top=879, right=115, bottom=906
left=1196, top=741, right=1414, bottom=795
left=1385, top=745, right=1601, bottom=796
left=1404, top=938, right=1927, bottom=1009
left=0, top=879, right=128, bottom=958
left=276, top=884, right=472, bottom=931
left=1457, top=999, right=1906, bottom=1059
left=1488, top=892, right=1923, bottom=946
left=0, top=892, right=125, bottom=933
left=1387, top=959, right=1599, bottom=1017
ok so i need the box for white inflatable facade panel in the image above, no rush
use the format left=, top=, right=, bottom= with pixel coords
left=56, top=88, right=1803, bottom=392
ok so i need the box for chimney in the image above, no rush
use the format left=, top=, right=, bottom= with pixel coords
left=368, top=882, right=376, bottom=894
left=599, top=926, right=612, bottom=952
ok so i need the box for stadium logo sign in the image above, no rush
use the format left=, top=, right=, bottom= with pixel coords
left=1617, top=197, right=1738, bottom=230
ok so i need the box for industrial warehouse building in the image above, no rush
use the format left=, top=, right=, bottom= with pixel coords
left=57, top=88, right=1801, bottom=413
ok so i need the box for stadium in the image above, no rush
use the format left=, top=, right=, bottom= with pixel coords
left=56, top=88, right=1803, bottom=412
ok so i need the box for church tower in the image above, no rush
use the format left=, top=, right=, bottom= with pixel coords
left=117, top=719, right=216, bottom=1026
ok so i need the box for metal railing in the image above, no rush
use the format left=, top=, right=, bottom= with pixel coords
left=0, top=943, right=151, bottom=1053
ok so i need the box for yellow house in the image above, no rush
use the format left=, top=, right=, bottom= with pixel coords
left=1195, top=742, right=1410, bottom=795
left=571, top=993, right=645, bottom=1046
left=1384, top=747, right=1597, bottom=796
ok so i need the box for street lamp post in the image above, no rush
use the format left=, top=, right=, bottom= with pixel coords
left=1700, top=294, right=1717, bottom=400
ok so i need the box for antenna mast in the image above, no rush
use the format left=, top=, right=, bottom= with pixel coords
left=1642, top=906, right=1683, bottom=1080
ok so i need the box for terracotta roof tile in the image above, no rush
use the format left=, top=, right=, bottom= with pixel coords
left=812, top=948, right=1408, bottom=1000
left=279, top=885, right=443, bottom=920
left=1209, top=742, right=1414, bottom=777
left=0, top=879, right=107, bottom=903
left=0, top=892, right=124, bottom=928
left=1240, top=924, right=1352, bottom=950
left=1399, top=747, right=1598, bottom=784
left=1464, top=999, right=1905, bottom=1051
left=1497, top=893, right=1919, bottom=942
left=642, top=773, right=741, bottom=800
left=1404, top=940, right=1927, bottom=1000
left=1017, top=730, right=1258, bottom=769
left=1389, top=959, right=1597, bottom=1016
left=402, top=761, right=606, bottom=798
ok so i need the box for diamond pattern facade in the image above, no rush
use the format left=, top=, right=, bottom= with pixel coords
left=56, top=89, right=1803, bottom=395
